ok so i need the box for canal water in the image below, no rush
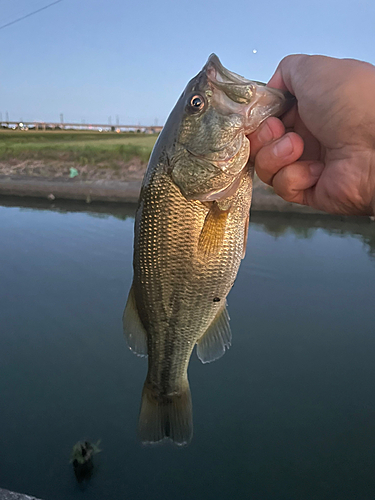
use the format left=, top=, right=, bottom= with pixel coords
left=0, top=199, right=375, bottom=500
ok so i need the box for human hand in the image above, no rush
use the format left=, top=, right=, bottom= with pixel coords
left=248, top=55, right=375, bottom=216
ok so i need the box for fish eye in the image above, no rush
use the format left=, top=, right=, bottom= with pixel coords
left=189, top=94, right=205, bottom=112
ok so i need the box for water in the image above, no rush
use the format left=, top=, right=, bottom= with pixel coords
left=1, top=199, right=375, bottom=500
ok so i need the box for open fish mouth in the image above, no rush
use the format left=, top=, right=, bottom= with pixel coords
left=205, top=53, right=260, bottom=104
left=204, top=53, right=295, bottom=133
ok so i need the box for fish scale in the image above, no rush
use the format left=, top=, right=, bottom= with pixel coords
left=135, top=166, right=251, bottom=387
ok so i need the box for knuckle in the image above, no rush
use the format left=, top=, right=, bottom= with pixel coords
left=254, top=162, right=271, bottom=184
left=272, top=177, right=288, bottom=198
left=256, top=173, right=271, bottom=186
left=272, top=166, right=297, bottom=201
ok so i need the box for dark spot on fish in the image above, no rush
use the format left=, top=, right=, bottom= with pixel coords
left=213, top=297, right=220, bottom=302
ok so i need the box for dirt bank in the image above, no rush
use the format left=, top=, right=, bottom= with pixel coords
left=0, top=174, right=327, bottom=214
left=0, top=160, right=325, bottom=214
left=0, top=158, right=146, bottom=181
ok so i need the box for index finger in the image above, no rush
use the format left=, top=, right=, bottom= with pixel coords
left=248, top=116, right=285, bottom=159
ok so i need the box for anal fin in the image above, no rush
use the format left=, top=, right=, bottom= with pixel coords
left=196, top=304, right=231, bottom=363
left=122, top=285, right=148, bottom=357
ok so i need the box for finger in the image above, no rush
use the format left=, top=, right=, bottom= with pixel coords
left=248, top=117, right=285, bottom=159
left=272, top=161, right=324, bottom=205
left=254, top=132, right=304, bottom=185
left=267, top=70, right=288, bottom=91
left=267, top=54, right=309, bottom=95
left=279, top=104, right=298, bottom=130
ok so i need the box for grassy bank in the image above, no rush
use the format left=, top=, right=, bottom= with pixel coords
left=0, top=130, right=157, bottom=164
left=0, top=130, right=157, bottom=180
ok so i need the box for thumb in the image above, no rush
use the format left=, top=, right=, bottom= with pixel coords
left=267, top=54, right=309, bottom=95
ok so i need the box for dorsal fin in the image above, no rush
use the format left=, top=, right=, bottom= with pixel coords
left=196, top=303, right=231, bottom=363
left=122, top=285, right=148, bottom=357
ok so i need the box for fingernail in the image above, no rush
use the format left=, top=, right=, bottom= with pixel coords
left=257, top=122, right=273, bottom=144
left=309, top=162, right=323, bottom=176
left=273, top=136, right=293, bottom=157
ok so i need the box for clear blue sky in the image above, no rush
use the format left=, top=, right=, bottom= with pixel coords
left=1, top=0, right=374, bottom=125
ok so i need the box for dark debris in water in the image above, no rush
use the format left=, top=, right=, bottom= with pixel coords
left=70, top=440, right=101, bottom=483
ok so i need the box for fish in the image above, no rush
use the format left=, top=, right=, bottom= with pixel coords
left=123, top=54, right=293, bottom=446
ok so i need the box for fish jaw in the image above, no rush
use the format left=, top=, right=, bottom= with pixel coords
left=242, top=84, right=295, bottom=134
left=205, top=53, right=295, bottom=133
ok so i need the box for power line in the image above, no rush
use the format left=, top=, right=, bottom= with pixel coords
left=0, top=0, right=63, bottom=31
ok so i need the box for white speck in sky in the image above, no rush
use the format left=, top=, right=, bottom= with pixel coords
left=252, top=49, right=257, bottom=54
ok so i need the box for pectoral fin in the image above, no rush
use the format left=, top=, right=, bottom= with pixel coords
left=198, top=202, right=229, bottom=257
left=122, top=285, right=148, bottom=357
left=196, top=304, right=231, bottom=363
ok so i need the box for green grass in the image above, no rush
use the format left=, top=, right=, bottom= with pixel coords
left=0, top=130, right=158, bottom=165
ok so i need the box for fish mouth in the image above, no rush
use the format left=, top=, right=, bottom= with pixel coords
left=203, top=53, right=295, bottom=133
left=205, top=54, right=257, bottom=87
left=205, top=53, right=261, bottom=105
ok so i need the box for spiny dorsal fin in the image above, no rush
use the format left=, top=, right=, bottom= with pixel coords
left=197, top=202, right=229, bottom=257
left=122, top=285, right=148, bottom=357
left=196, top=303, right=231, bottom=363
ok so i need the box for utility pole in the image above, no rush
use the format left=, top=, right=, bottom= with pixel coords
left=6, top=111, right=9, bottom=123
left=116, top=114, right=119, bottom=126
left=60, top=113, right=64, bottom=124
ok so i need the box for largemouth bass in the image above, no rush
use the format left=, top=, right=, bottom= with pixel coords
left=123, top=54, right=293, bottom=446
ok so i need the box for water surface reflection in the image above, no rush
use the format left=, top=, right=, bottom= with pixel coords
left=0, top=199, right=374, bottom=500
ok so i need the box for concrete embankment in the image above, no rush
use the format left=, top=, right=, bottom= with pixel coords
left=0, top=175, right=326, bottom=214
left=0, top=488, right=42, bottom=500
left=0, top=176, right=141, bottom=204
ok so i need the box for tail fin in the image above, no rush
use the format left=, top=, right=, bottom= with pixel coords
left=138, top=381, right=193, bottom=446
